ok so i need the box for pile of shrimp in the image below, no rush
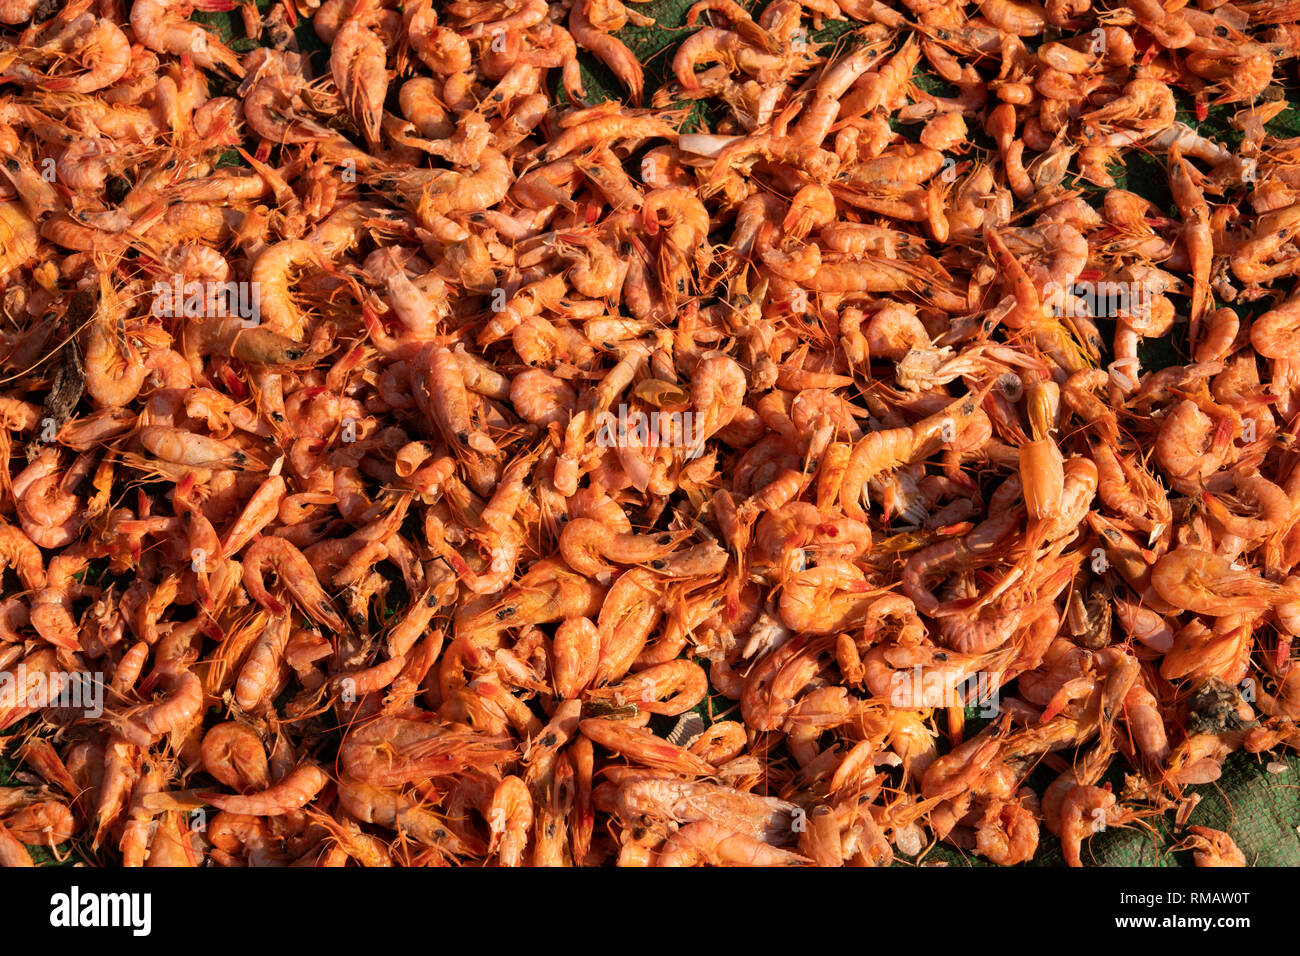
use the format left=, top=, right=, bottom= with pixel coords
left=2, top=0, right=1300, bottom=868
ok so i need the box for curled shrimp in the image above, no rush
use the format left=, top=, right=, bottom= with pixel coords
left=657, top=821, right=809, bottom=867
left=1151, top=548, right=1288, bottom=617
left=130, top=0, right=245, bottom=76
left=201, top=764, right=330, bottom=816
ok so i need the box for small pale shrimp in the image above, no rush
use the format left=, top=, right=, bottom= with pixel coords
left=487, top=775, right=532, bottom=867
left=708, top=135, right=840, bottom=195
left=422, top=111, right=490, bottom=167
left=331, top=0, right=388, bottom=151
left=1168, top=146, right=1211, bottom=332
left=559, top=518, right=683, bottom=581
left=0, top=147, right=60, bottom=223
left=118, top=669, right=204, bottom=747
left=580, top=718, right=716, bottom=777
left=398, top=77, right=452, bottom=140
left=570, top=0, right=643, bottom=104
left=839, top=391, right=987, bottom=518
left=865, top=304, right=930, bottom=361
left=406, top=0, right=471, bottom=75
left=460, top=0, right=548, bottom=37
left=783, top=184, right=837, bottom=242
left=657, top=821, right=808, bottom=867
left=510, top=369, right=576, bottom=427
left=366, top=252, right=446, bottom=340
left=1165, top=734, right=1234, bottom=786
left=201, top=763, right=330, bottom=816
left=234, top=614, right=293, bottom=712
left=689, top=722, right=746, bottom=765
left=1252, top=293, right=1300, bottom=360
left=778, top=560, right=876, bottom=634
left=671, top=27, right=747, bottom=91
left=589, top=661, right=708, bottom=716
left=920, top=110, right=967, bottom=151
left=248, top=239, right=324, bottom=340
left=1155, top=399, right=1234, bottom=494
left=1230, top=204, right=1300, bottom=285
left=130, top=0, right=245, bottom=76
left=921, top=735, right=1003, bottom=801
left=336, top=776, right=464, bottom=853
left=138, top=425, right=243, bottom=469
left=975, top=799, right=1039, bottom=866
left=585, top=567, right=660, bottom=683
left=616, top=778, right=795, bottom=841
left=423, top=147, right=511, bottom=216
left=340, top=716, right=514, bottom=786
left=1114, top=600, right=1174, bottom=654
left=242, top=536, right=346, bottom=632
left=1124, top=683, right=1170, bottom=765
left=742, top=634, right=836, bottom=731
left=40, top=16, right=131, bottom=93
left=555, top=231, right=622, bottom=299
left=0, top=521, right=46, bottom=591
left=417, top=344, right=499, bottom=455
left=1179, top=826, right=1246, bottom=867
left=1203, top=473, right=1290, bottom=545
left=219, top=474, right=285, bottom=558
left=13, top=450, right=83, bottom=549
left=789, top=44, right=882, bottom=145
left=5, top=799, right=77, bottom=848
left=975, top=0, right=1045, bottom=35
left=689, top=354, right=746, bottom=452
left=1194, top=308, right=1240, bottom=364
left=201, top=722, right=271, bottom=793
left=552, top=617, right=599, bottom=700
left=85, top=317, right=148, bottom=410
left=1151, top=548, right=1286, bottom=617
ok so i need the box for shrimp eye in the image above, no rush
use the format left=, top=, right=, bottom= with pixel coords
left=540, top=732, right=557, bottom=747
left=651, top=559, right=666, bottom=569
left=657, top=534, right=672, bottom=544
left=285, top=350, right=305, bottom=361
left=496, top=606, right=515, bottom=620
left=271, top=412, right=285, bottom=422
left=457, top=432, right=470, bottom=446
left=934, top=652, right=948, bottom=661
